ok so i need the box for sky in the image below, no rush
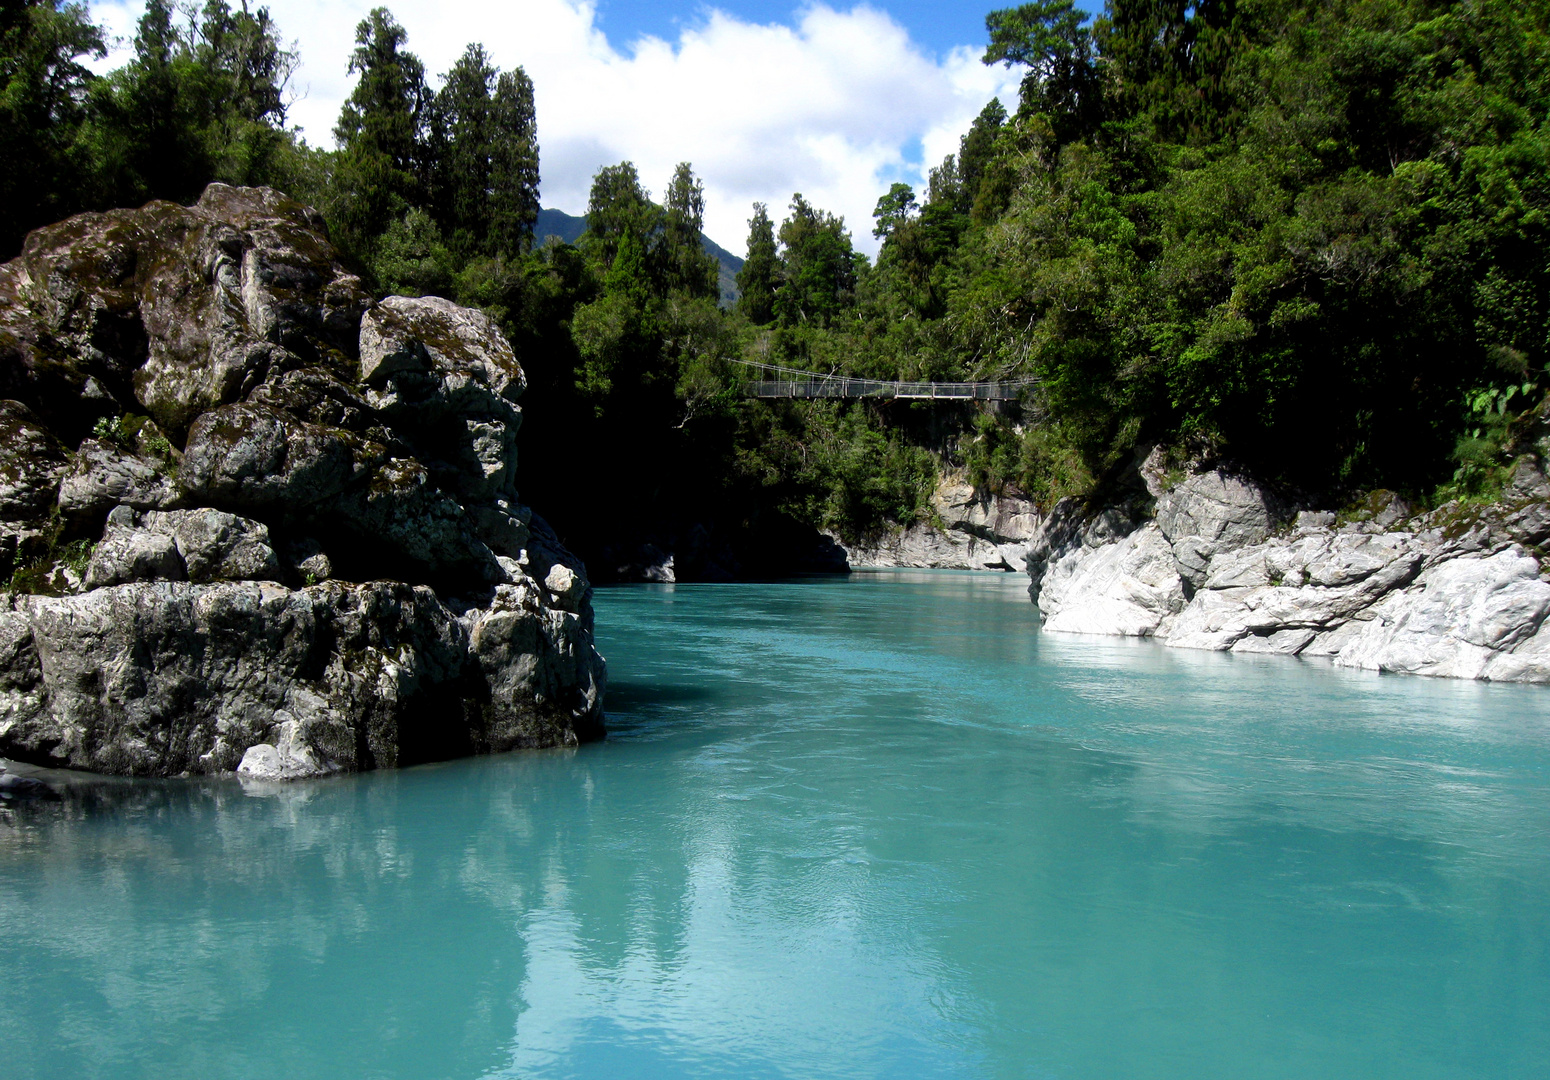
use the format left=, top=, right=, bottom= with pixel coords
left=87, top=1, right=1027, bottom=257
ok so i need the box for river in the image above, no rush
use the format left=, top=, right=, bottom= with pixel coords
left=2, top=570, right=1548, bottom=1078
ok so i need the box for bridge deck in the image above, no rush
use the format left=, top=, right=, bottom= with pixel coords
left=747, top=378, right=1025, bottom=400
left=735, top=360, right=1033, bottom=401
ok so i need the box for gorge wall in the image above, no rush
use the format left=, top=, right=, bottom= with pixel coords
left=1028, top=449, right=1550, bottom=684
left=0, top=185, right=605, bottom=779
left=839, top=478, right=1042, bottom=573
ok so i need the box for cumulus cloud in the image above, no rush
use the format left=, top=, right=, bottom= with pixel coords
left=89, top=1, right=1020, bottom=255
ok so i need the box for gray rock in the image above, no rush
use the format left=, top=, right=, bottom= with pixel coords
left=141, top=508, right=281, bottom=582
left=0, top=185, right=607, bottom=777
left=0, top=577, right=605, bottom=776
left=359, top=295, right=526, bottom=502
left=840, top=477, right=1043, bottom=572
left=1028, top=460, right=1550, bottom=684
left=57, top=438, right=179, bottom=527
left=1334, top=548, right=1550, bottom=679
left=84, top=523, right=185, bottom=588
left=1039, top=522, right=1185, bottom=636
left=1151, top=462, right=1275, bottom=588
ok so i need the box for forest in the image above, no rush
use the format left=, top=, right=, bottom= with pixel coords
left=4, top=0, right=1549, bottom=571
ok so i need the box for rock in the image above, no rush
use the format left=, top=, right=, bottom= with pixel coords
left=1334, top=548, right=1550, bottom=679
left=56, top=437, right=179, bottom=528
left=236, top=718, right=335, bottom=781
left=0, top=577, right=605, bottom=776
left=358, top=295, right=525, bottom=502
left=83, top=523, right=185, bottom=588
left=0, top=764, right=58, bottom=800
left=839, top=477, right=1043, bottom=572
left=0, top=185, right=607, bottom=777
left=285, top=537, right=332, bottom=582
left=1150, top=461, right=1275, bottom=588
left=1028, top=458, right=1550, bottom=685
left=0, top=400, right=70, bottom=571
left=179, top=403, right=370, bottom=513
left=141, top=508, right=281, bottom=582
left=1038, top=522, right=1185, bottom=636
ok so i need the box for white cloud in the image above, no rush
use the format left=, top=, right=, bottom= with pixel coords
left=88, top=1, right=1020, bottom=256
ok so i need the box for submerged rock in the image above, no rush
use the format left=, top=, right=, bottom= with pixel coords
left=0, top=185, right=606, bottom=777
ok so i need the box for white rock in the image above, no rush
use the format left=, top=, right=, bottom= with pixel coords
left=1334, top=549, right=1550, bottom=679
left=1040, top=523, right=1185, bottom=637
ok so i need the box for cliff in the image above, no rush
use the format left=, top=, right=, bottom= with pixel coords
left=838, top=478, right=1042, bottom=573
left=1028, top=447, right=1550, bottom=683
left=0, top=185, right=605, bottom=778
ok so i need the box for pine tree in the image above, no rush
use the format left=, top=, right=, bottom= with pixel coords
left=659, top=162, right=718, bottom=299
left=332, top=7, right=431, bottom=257
left=488, top=67, right=538, bottom=256
left=583, top=162, right=656, bottom=272
left=736, top=203, right=778, bottom=325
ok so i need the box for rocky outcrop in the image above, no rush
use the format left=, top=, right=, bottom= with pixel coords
left=0, top=185, right=605, bottom=776
left=1029, top=451, right=1550, bottom=684
left=841, top=478, right=1042, bottom=571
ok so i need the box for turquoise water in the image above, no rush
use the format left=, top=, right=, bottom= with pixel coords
left=3, top=570, right=1549, bottom=1079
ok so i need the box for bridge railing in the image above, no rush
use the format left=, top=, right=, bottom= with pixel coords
left=745, top=378, right=1029, bottom=401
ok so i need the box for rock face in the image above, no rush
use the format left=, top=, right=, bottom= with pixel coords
left=1028, top=450, right=1550, bottom=684
left=0, top=185, right=605, bottom=777
left=841, top=478, right=1042, bottom=572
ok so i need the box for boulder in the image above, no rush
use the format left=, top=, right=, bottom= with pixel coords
left=56, top=437, right=180, bottom=528
left=0, top=185, right=606, bottom=777
left=1152, top=467, right=1275, bottom=589
left=1038, top=522, right=1185, bottom=636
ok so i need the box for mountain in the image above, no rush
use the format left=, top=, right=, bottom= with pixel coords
left=536, top=208, right=744, bottom=308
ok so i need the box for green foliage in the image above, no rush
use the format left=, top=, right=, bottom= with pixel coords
left=774, top=195, right=858, bottom=328
left=736, top=203, right=778, bottom=325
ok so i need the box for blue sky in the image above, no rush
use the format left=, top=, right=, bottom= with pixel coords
left=589, top=1, right=1000, bottom=60
left=91, top=1, right=1032, bottom=254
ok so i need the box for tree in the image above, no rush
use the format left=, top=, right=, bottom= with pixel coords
left=737, top=202, right=778, bottom=325
left=659, top=162, right=718, bottom=298
left=871, top=182, right=917, bottom=240
left=488, top=67, right=538, bottom=255
left=0, top=0, right=104, bottom=256
left=774, top=194, right=856, bottom=328
left=331, top=7, right=431, bottom=257
left=582, top=162, right=656, bottom=271
left=984, top=1, right=1099, bottom=140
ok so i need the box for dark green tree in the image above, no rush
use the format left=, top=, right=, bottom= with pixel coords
left=871, top=182, right=917, bottom=239
left=331, top=7, right=431, bottom=257
left=774, top=194, right=856, bottom=328
left=0, top=0, right=104, bottom=256
left=737, top=202, right=779, bottom=325
left=582, top=162, right=657, bottom=271
left=488, top=67, right=539, bottom=255
left=659, top=162, right=718, bottom=298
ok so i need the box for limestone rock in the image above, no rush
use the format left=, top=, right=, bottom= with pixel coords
left=1038, top=522, right=1185, bottom=636
left=1150, top=460, right=1275, bottom=588
left=0, top=184, right=607, bottom=776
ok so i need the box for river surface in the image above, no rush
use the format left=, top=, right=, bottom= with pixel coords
left=2, top=571, right=1549, bottom=1079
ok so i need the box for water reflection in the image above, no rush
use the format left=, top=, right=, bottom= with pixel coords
left=2, top=573, right=1548, bottom=1079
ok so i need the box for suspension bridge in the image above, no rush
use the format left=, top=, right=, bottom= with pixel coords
left=732, top=359, right=1035, bottom=401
